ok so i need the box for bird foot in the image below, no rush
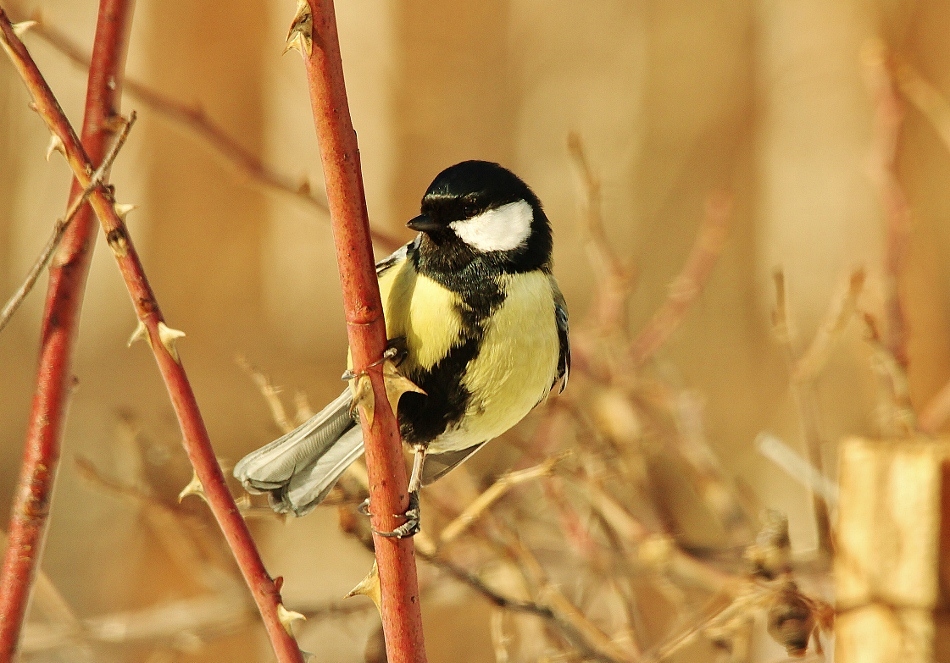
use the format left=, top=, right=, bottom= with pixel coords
left=359, top=491, right=421, bottom=539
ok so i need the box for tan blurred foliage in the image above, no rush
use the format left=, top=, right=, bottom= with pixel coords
left=1, top=0, right=950, bottom=661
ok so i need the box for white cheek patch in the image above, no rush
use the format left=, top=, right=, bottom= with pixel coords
left=449, top=200, right=533, bottom=252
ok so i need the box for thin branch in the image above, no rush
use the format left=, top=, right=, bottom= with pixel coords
left=628, top=192, right=732, bottom=368
left=438, top=453, right=567, bottom=546
left=567, top=133, right=637, bottom=338
left=0, top=3, right=133, bottom=659
left=0, top=11, right=304, bottom=663
left=23, top=15, right=403, bottom=252
left=236, top=355, right=295, bottom=435
left=771, top=271, right=834, bottom=557
left=419, top=553, right=626, bottom=663
left=0, top=112, right=135, bottom=334
left=864, top=41, right=912, bottom=372
left=895, top=62, right=950, bottom=434
left=791, top=269, right=866, bottom=382
left=291, top=1, right=426, bottom=662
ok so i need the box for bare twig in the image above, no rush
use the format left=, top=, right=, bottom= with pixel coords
left=291, top=1, right=426, bottom=661
left=0, top=112, right=135, bottom=334
left=0, top=10, right=304, bottom=662
left=771, top=271, right=833, bottom=557
left=419, top=552, right=626, bottom=663
left=895, top=63, right=950, bottom=434
left=0, top=3, right=133, bottom=659
left=22, top=15, right=404, bottom=252
left=792, top=269, right=866, bottom=382
left=567, top=134, right=637, bottom=338
left=864, top=40, right=912, bottom=372
left=629, top=192, right=732, bottom=367
left=236, top=355, right=294, bottom=434
left=439, top=453, right=567, bottom=546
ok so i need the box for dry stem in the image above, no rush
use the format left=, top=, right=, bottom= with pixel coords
left=0, top=10, right=304, bottom=662
left=771, top=271, right=833, bottom=557
left=0, top=111, right=135, bottom=334
left=864, top=41, right=912, bottom=372
left=438, top=453, right=567, bottom=546
left=628, top=192, right=732, bottom=368
left=22, top=14, right=403, bottom=252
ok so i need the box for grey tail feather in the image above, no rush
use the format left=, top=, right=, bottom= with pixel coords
left=233, top=389, right=365, bottom=516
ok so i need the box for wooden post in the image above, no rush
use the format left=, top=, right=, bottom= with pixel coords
left=835, top=437, right=950, bottom=663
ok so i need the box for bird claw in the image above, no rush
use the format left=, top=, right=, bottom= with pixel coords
left=364, top=491, right=421, bottom=539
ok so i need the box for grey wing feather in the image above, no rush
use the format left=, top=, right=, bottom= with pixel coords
left=233, top=389, right=365, bottom=516
left=552, top=280, right=570, bottom=393
left=232, top=236, right=421, bottom=515
left=283, top=425, right=365, bottom=515
left=421, top=443, right=487, bottom=486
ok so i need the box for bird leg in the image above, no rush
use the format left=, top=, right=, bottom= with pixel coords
left=364, top=444, right=426, bottom=539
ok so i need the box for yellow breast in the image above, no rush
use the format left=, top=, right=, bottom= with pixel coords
left=440, top=271, right=559, bottom=451
left=378, top=260, right=464, bottom=373
left=374, top=260, right=559, bottom=453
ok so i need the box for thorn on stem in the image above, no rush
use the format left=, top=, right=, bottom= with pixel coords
left=345, top=561, right=381, bottom=612
left=114, top=202, right=137, bottom=219
left=277, top=603, right=306, bottom=635
left=45, top=134, right=64, bottom=161
left=126, top=319, right=148, bottom=347
left=157, top=321, right=186, bottom=362
left=12, top=20, right=37, bottom=37
left=178, top=471, right=206, bottom=504
left=285, top=0, right=313, bottom=57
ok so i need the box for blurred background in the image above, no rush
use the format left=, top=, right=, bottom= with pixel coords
left=1, top=0, right=949, bottom=661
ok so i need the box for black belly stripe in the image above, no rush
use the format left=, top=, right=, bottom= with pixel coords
left=398, top=333, right=481, bottom=445
left=397, top=249, right=510, bottom=445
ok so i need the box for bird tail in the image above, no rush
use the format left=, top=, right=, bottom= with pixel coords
left=233, top=389, right=365, bottom=516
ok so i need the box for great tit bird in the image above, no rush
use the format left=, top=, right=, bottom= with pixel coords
left=234, top=161, right=569, bottom=533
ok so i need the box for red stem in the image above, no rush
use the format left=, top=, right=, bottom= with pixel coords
left=0, top=1, right=131, bottom=658
left=0, top=10, right=303, bottom=662
left=297, top=1, right=427, bottom=661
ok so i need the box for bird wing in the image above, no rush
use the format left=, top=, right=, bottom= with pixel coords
left=375, top=235, right=419, bottom=276
left=233, top=389, right=364, bottom=515
left=421, top=443, right=488, bottom=485
left=552, top=279, right=570, bottom=393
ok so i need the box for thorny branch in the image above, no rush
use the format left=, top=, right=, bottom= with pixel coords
left=0, top=2, right=133, bottom=659
left=291, top=0, right=426, bottom=661
left=18, top=12, right=404, bottom=252
left=0, top=111, right=136, bottom=334
left=0, top=10, right=304, bottom=663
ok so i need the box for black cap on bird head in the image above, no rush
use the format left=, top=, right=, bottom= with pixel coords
left=407, top=160, right=553, bottom=273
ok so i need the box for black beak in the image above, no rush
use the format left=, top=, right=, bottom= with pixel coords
left=406, top=214, right=442, bottom=233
